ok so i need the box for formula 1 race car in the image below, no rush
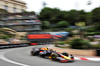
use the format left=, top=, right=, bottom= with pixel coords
left=31, top=47, right=74, bottom=63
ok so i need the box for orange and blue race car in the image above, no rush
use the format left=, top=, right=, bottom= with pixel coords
left=31, top=47, right=74, bottom=63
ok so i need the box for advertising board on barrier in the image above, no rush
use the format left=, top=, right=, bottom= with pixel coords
left=47, top=32, right=69, bottom=40
left=48, top=32, right=69, bottom=36
left=27, top=33, right=52, bottom=40
left=27, top=32, right=69, bottom=41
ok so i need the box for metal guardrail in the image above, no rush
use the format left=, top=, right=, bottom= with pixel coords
left=0, top=43, right=30, bottom=49
left=0, top=42, right=53, bottom=49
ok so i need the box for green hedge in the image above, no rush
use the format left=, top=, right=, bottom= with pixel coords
left=69, top=38, right=91, bottom=49
left=57, top=41, right=65, bottom=45
left=84, top=32, right=100, bottom=36
left=91, top=45, right=100, bottom=49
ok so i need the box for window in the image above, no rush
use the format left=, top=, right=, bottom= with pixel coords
left=21, top=9, right=25, bottom=12
left=4, top=5, right=8, bottom=10
left=13, top=7, right=17, bottom=13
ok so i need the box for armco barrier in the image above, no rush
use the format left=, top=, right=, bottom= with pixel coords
left=0, top=43, right=30, bottom=49
left=0, top=42, right=53, bottom=49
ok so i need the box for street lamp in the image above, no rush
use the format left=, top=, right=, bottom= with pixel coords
left=87, top=0, right=92, bottom=5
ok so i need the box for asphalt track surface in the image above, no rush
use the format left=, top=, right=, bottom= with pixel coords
left=0, top=45, right=100, bottom=66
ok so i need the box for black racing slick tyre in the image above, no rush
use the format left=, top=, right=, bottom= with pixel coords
left=50, top=53, right=58, bottom=61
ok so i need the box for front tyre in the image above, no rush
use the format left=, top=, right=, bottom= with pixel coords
left=50, top=53, right=58, bottom=61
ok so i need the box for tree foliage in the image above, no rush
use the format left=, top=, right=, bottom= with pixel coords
left=65, top=28, right=75, bottom=32
left=39, top=7, right=87, bottom=26
left=86, top=12, right=92, bottom=25
left=39, top=7, right=61, bottom=23
left=0, top=28, right=16, bottom=40
left=92, top=7, right=100, bottom=24
left=41, top=21, right=50, bottom=29
left=56, top=21, right=69, bottom=28
left=69, top=39, right=90, bottom=49
left=94, top=24, right=100, bottom=31
left=39, top=6, right=100, bottom=27
left=0, top=8, right=9, bottom=14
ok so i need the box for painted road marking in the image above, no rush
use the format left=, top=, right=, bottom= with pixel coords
left=75, top=57, right=100, bottom=61
left=0, top=51, right=30, bottom=66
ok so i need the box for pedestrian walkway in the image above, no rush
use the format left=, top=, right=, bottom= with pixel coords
left=48, top=44, right=100, bottom=61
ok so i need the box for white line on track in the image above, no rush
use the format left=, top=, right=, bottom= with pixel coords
left=0, top=51, right=30, bottom=66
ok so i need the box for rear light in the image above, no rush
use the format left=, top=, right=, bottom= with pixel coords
left=40, top=51, right=43, bottom=52
left=71, top=58, right=74, bottom=60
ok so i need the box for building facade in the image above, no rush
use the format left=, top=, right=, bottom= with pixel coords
left=0, top=0, right=26, bottom=13
left=0, top=12, right=41, bottom=32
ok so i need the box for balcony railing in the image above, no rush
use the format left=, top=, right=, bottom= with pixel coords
left=1, top=17, right=38, bottom=20
left=0, top=22, right=41, bottom=26
left=13, top=28, right=41, bottom=32
left=0, top=12, right=41, bottom=32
